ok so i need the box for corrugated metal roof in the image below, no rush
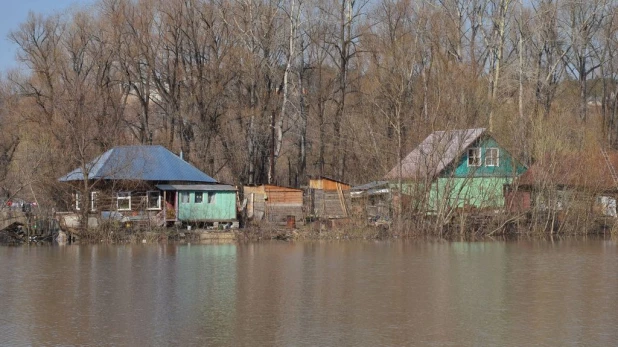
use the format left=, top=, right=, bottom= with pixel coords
left=59, top=145, right=217, bottom=183
left=156, top=184, right=236, bottom=191
left=351, top=181, right=391, bottom=197
left=384, top=128, right=486, bottom=180
left=352, top=181, right=389, bottom=191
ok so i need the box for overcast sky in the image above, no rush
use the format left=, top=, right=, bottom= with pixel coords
left=0, top=0, right=94, bottom=72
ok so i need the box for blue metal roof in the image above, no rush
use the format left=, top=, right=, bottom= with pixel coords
left=59, top=145, right=217, bottom=183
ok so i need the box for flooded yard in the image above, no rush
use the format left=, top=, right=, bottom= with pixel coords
left=1, top=238, right=617, bottom=346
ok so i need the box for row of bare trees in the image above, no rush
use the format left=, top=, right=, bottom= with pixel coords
left=2, top=0, right=618, bottom=211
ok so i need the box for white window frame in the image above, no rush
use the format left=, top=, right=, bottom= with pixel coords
left=467, top=148, right=481, bottom=167
left=485, top=148, right=500, bottom=167
left=117, top=192, right=131, bottom=211
left=91, top=191, right=98, bottom=211
left=195, top=192, right=203, bottom=204
left=207, top=192, right=216, bottom=204
left=147, top=191, right=162, bottom=210
left=75, top=192, right=81, bottom=211
left=180, top=192, right=190, bottom=204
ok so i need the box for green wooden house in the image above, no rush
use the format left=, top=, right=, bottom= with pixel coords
left=384, top=128, right=526, bottom=213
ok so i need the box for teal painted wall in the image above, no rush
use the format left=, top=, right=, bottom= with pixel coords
left=178, top=191, right=236, bottom=221
left=390, top=177, right=512, bottom=211
left=428, top=177, right=513, bottom=210
left=443, top=137, right=526, bottom=178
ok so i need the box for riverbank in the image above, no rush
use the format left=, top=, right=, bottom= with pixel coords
left=2, top=217, right=617, bottom=245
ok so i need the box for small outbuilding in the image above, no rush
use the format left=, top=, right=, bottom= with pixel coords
left=350, top=181, right=391, bottom=221
left=243, top=185, right=304, bottom=225
left=306, top=176, right=351, bottom=219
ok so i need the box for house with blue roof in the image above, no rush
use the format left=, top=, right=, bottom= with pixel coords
left=59, top=145, right=237, bottom=227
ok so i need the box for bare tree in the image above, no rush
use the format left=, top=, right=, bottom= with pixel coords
left=560, top=0, right=609, bottom=123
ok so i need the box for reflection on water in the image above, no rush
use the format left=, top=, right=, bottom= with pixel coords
left=1, top=239, right=617, bottom=346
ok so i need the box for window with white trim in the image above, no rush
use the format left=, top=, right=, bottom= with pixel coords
left=180, top=192, right=190, bottom=204
left=207, top=192, right=216, bottom=204
left=117, top=192, right=131, bottom=211
left=485, top=148, right=500, bottom=167
left=195, top=192, right=203, bottom=203
left=75, top=192, right=81, bottom=211
left=147, top=191, right=161, bottom=210
left=467, top=148, right=481, bottom=167
left=91, top=191, right=98, bottom=211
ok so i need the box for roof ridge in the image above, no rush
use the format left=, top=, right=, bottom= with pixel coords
left=88, top=147, right=114, bottom=176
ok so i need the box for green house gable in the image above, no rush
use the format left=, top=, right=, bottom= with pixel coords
left=442, top=137, right=527, bottom=178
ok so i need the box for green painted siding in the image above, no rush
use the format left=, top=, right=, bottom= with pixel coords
left=178, top=191, right=236, bottom=221
left=444, top=137, right=526, bottom=178
left=390, top=177, right=512, bottom=211
left=428, top=177, right=513, bottom=210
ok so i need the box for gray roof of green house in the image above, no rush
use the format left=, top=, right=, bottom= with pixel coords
left=59, top=145, right=217, bottom=183
left=384, top=128, right=486, bottom=180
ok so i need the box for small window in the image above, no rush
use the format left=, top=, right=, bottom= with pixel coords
left=117, top=192, right=131, bottom=211
left=180, top=192, right=190, bottom=204
left=91, top=191, right=98, bottom=211
left=485, top=148, right=500, bottom=167
left=207, top=192, right=216, bottom=204
left=195, top=192, right=203, bottom=203
left=75, top=192, right=81, bottom=211
left=147, top=191, right=161, bottom=210
left=468, top=148, right=481, bottom=167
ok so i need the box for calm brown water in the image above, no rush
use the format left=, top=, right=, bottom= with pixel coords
left=1, top=239, right=618, bottom=346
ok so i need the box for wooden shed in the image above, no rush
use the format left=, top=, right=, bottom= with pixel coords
left=243, top=185, right=304, bottom=225
left=306, top=177, right=351, bottom=219
left=350, top=181, right=391, bottom=220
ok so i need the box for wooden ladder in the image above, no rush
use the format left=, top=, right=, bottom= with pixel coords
left=336, top=183, right=349, bottom=218
left=600, top=147, right=618, bottom=188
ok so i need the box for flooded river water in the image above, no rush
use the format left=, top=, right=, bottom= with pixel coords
left=1, top=238, right=618, bottom=346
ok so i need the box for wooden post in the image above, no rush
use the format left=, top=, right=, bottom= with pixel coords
left=163, top=190, right=167, bottom=223
left=175, top=191, right=179, bottom=222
